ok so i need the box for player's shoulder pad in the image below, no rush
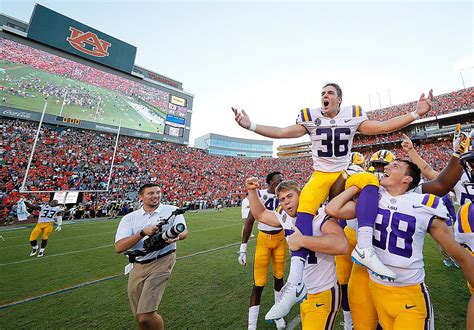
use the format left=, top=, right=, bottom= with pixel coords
left=457, top=202, right=474, bottom=234
left=296, top=107, right=314, bottom=123
left=348, top=105, right=364, bottom=118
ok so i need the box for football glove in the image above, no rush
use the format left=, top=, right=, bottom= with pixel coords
left=453, top=124, right=469, bottom=158
left=237, top=243, right=247, bottom=266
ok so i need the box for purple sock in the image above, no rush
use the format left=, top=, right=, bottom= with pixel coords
left=291, top=212, right=313, bottom=260
left=356, top=185, right=379, bottom=228
left=356, top=185, right=379, bottom=249
left=287, top=212, right=314, bottom=284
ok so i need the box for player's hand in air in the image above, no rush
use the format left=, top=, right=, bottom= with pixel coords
left=401, top=133, right=414, bottom=152
left=232, top=107, right=251, bottom=130
left=452, top=123, right=469, bottom=157
left=237, top=243, right=247, bottom=266
left=414, top=89, right=433, bottom=117
left=55, top=225, right=62, bottom=232
left=245, top=177, right=260, bottom=191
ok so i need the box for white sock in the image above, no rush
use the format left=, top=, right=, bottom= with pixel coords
left=39, top=248, right=45, bottom=253
left=357, top=227, right=373, bottom=249
left=343, top=310, right=353, bottom=325
left=274, top=290, right=280, bottom=302
left=287, top=257, right=305, bottom=285
left=248, top=305, right=259, bottom=329
left=32, top=245, right=39, bottom=250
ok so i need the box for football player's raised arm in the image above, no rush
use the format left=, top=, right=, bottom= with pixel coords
left=401, top=134, right=438, bottom=180
left=429, top=217, right=474, bottom=288
left=325, top=186, right=359, bottom=220
left=232, top=107, right=306, bottom=138
left=421, top=155, right=463, bottom=196
left=358, top=90, right=433, bottom=135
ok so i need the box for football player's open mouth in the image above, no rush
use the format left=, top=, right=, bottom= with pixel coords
left=323, top=100, right=329, bottom=107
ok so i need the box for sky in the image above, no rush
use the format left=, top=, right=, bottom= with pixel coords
left=2, top=1, right=473, bottom=151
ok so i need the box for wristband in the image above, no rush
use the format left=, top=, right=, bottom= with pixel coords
left=239, top=243, right=247, bottom=253
left=249, top=122, right=257, bottom=132
left=411, top=112, right=420, bottom=120
left=139, top=229, right=146, bottom=237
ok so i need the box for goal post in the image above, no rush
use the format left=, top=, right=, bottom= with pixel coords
left=19, top=103, right=120, bottom=194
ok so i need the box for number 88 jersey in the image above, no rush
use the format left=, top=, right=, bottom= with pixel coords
left=371, top=187, right=449, bottom=285
left=296, top=105, right=368, bottom=172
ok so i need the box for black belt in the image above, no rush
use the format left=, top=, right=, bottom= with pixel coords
left=135, top=249, right=175, bottom=264
left=260, top=229, right=283, bottom=235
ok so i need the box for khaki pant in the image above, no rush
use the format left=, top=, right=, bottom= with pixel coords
left=127, top=252, right=176, bottom=315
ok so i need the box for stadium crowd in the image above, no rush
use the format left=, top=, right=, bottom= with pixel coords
left=1, top=115, right=457, bottom=223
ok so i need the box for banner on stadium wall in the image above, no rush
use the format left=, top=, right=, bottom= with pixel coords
left=53, top=191, right=79, bottom=204
left=1, top=106, right=188, bottom=145
left=26, top=4, right=137, bottom=73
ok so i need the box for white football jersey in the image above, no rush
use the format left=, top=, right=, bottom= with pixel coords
left=371, top=187, right=448, bottom=286
left=296, top=106, right=367, bottom=172
left=241, top=197, right=250, bottom=219
left=453, top=173, right=473, bottom=206
left=454, top=202, right=474, bottom=252
left=274, top=206, right=337, bottom=294
left=256, top=189, right=280, bottom=231
left=38, top=205, right=62, bottom=223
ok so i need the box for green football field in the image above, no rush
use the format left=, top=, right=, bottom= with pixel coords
left=0, top=208, right=469, bottom=329
left=0, top=60, right=166, bottom=133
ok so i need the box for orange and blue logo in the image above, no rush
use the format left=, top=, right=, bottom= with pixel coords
left=66, top=27, right=111, bottom=57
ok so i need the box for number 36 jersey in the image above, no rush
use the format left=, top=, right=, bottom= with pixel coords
left=38, top=205, right=62, bottom=223
left=371, top=187, right=448, bottom=286
left=296, top=106, right=367, bottom=172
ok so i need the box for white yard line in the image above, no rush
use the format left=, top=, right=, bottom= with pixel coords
left=0, top=237, right=255, bottom=310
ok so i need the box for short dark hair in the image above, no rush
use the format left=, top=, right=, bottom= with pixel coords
left=398, top=159, right=421, bottom=191
left=266, top=171, right=282, bottom=184
left=323, top=82, right=343, bottom=98
left=138, top=183, right=161, bottom=195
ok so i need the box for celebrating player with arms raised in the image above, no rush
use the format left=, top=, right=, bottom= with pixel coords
left=233, top=83, right=434, bottom=319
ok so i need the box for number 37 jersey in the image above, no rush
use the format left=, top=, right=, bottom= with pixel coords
left=371, top=187, right=449, bottom=286
left=296, top=106, right=367, bottom=172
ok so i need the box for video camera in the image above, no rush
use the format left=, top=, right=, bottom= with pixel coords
left=125, top=207, right=187, bottom=263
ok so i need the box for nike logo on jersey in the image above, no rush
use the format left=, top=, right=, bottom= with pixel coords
left=405, top=304, right=416, bottom=310
left=316, top=303, right=324, bottom=307
left=344, top=119, right=351, bottom=123
left=412, top=205, right=424, bottom=209
left=354, top=247, right=365, bottom=259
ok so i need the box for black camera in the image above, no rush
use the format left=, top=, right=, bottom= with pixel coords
left=125, top=207, right=187, bottom=263
left=143, top=223, right=186, bottom=252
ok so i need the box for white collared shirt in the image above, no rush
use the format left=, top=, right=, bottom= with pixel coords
left=115, top=204, right=186, bottom=261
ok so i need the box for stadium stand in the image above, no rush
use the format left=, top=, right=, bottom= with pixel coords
left=1, top=86, right=472, bottom=222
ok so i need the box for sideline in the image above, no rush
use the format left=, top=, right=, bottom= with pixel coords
left=0, top=238, right=254, bottom=310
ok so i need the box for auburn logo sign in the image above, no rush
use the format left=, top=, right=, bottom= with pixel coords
left=66, top=27, right=111, bottom=57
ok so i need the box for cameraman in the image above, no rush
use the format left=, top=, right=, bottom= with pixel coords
left=115, top=183, right=188, bottom=330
